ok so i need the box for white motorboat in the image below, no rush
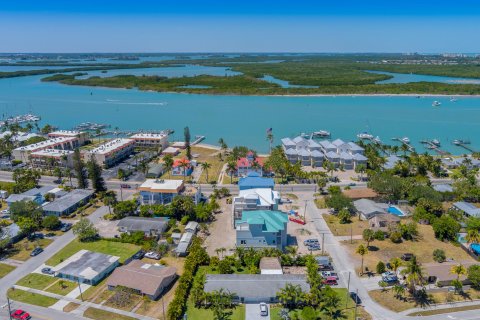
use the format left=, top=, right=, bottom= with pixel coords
left=401, top=137, right=410, bottom=144
left=432, top=139, right=440, bottom=146
left=357, top=132, right=374, bottom=140
left=313, top=130, right=331, bottom=137
left=432, top=100, right=441, bottom=107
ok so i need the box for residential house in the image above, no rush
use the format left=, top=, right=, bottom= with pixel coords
left=82, top=138, right=135, bottom=168
left=204, top=274, right=309, bottom=303
left=117, top=216, right=169, bottom=238
left=161, top=146, right=180, bottom=156
left=146, top=164, right=164, bottom=178
left=42, top=189, right=94, bottom=216
left=13, top=136, right=79, bottom=163
left=368, top=213, right=400, bottom=232
left=232, top=188, right=280, bottom=221
left=6, top=186, right=55, bottom=206
left=236, top=210, right=288, bottom=250
left=236, top=151, right=264, bottom=177
left=55, top=250, right=120, bottom=285
left=384, top=155, right=402, bottom=170
left=171, top=158, right=193, bottom=176
left=451, top=202, right=480, bottom=218
left=424, top=261, right=477, bottom=286
left=343, top=188, right=378, bottom=200
left=138, top=179, right=185, bottom=205
left=353, top=199, right=389, bottom=219
left=107, top=260, right=177, bottom=300
left=433, top=184, right=454, bottom=193
left=238, top=172, right=274, bottom=191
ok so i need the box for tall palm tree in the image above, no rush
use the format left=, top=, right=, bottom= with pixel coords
left=277, top=283, right=305, bottom=310
left=163, top=154, right=174, bottom=178
left=450, top=264, right=467, bottom=281
left=401, top=256, right=424, bottom=295
left=393, top=284, right=405, bottom=300
left=179, top=160, right=189, bottom=181
left=389, top=257, right=402, bottom=273
left=266, top=132, right=274, bottom=154
left=201, top=162, right=212, bottom=183
left=226, top=161, right=237, bottom=184
left=356, top=244, right=369, bottom=275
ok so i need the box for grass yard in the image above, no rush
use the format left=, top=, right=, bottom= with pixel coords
left=79, top=277, right=109, bottom=301
left=45, top=238, right=140, bottom=266
left=409, top=304, right=480, bottom=316
left=63, top=302, right=80, bottom=312
left=45, top=279, right=77, bottom=296
left=370, top=288, right=480, bottom=313
left=270, top=289, right=370, bottom=320
left=323, top=214, right=369, bottom=236
left=104, top=292, right=143, bottom=312
left=8, top=238, right=53, bottom=261
left=186, top=300, right=245, bottom=320
left=342, top=223, right=475, bottom=273
left=190, top=146, right=224, bottom=184
left=83, top=307, right=137, bottom=320
left=7, top=288, right=59, bottom=307
left=16, top=273, right=58, bottom=290
left=0, top=263, right=16, bottom=278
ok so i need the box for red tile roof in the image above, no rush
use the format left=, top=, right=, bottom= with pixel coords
left=237, top=157, right=264, bottom=168
left=173, top=158, right=191, bottom=167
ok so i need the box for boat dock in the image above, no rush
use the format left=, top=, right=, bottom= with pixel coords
left=392, top=137, right=415, bottom=152
left=453, top=140, right=477, bottom=153
left=192, top=135, right=206, bottom=145
left=420, top=140, right=450, bottom=156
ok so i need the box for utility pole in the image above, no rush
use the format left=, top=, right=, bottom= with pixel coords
left=7, top=296, right=12, bottom=320
left=345, top=272, right=351, bottom=309
left=303, top=200, right=308, bottom=222
left=354, top=289, right=359, bottom=319
left=77, top=279, right=84, bottom=302
left=350, top=225, right=353, bottom=244
left=162, top=295, right=166, bottom=320
left=321, top=233, right=325, bottom=256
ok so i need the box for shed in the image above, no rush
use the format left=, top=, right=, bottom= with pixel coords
left=260, top=257, right=283, bottom=275
left=185, top=221, right=199, bottom=234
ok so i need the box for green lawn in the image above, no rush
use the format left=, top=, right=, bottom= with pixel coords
left=7, top=288, right=59, bottom=307
left=0, top=263, right=16, bottom=279
left=16, top=273, right=58, bottom=290
left=186, top=300, right=245, bottom=320
left=45, top=279, right=77, bottom=296
left=270, top=289, right=371, bottom=320
left=83, top=307, right=137, bottom=320
left=8, top=238, right=53, bottom=261
left=45, top=239, right=140, bottom=266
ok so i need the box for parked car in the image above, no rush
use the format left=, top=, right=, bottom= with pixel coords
left=350, top=292, right=362, bottom=305
left=144, top=251, right=161, bottom=260
left=259, top=302, right=268, bottom=316
left=280, top=198, right=292, bottom=204
left=303, top=239, right=319, bottom=246
left=133, top=250, right=145, bottom=260
left=308, top=244, right=321, bottom=251
left=348, top=183, right=357, bottom=187
left=120, top=184, right=131, bottom=189
left=382, top=271, right=398, bottom=284
left=1, top=209, right=10, bottom=214
left=41, top=267, right=55, bottom=275
left=28, top=232, right=44, bottom=240
left=30, top=247, right=43, bottom=257
left=11, top=309, right=31, bottom=320
left=322, top=276, right=338, bottom=285
left=401, top=253, right=414, bottom=261
left=60, top=223, right=72, bottom=232
left=321, top=271, right=339, bottom=280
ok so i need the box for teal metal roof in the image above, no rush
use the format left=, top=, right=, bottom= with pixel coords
left=238, top=210, right=288, bottom=232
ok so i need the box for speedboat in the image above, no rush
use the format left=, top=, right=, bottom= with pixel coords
left=357, top=132, right=374, bottom=140
left=401, top=137, right=410, bottom=144
left=374, top=136, right=382, bottom=144
left=313, top=130, right=331, bottom=137
left=450, top=97, right=458, bottom=102
left=432, top=139, right=440, bottom=146
left=432, top=101, right=441, bottom=107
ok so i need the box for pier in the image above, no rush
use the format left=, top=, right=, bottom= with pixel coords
left=420, top=140, right=450, bottom=156
left=453, top=140, right=477, bottom=153
left=192, top=135, right=206, bottom=145
left=392, top=137, right=415, bottom=153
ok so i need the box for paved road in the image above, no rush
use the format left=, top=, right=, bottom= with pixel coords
left=0, top=206, right=108, bottom=320
left=245, top=303, right=270, bottom=320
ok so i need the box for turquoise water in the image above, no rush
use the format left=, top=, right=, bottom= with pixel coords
left=369, top=70, right=480, bottom=85
left=1, top=72, right=480, bottom=154
left=260, top=75, right=317, bottom=88
left=471, top=243, right=480, bottom=255
left=388, top=206, right=405, bottom=217
left=457, top=233, right=467, bottom=243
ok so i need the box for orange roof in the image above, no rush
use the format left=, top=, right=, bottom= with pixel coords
left=343, top=188, right=378, bottom=199
left=173, top=158, right=190, bottom=167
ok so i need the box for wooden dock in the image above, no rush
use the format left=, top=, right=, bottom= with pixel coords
left=192, top=135, right=206, bottom=145
left=420, top=140, right=450, bottom=156
left=454, top=142, right=476, bottom=153
left=392, top=138, right=415, bottom=153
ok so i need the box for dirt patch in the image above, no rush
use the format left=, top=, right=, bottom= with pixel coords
left=204, top=199, right=236, bottom=256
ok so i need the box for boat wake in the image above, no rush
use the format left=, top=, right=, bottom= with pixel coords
left=105, top=99, right=167, bottom=106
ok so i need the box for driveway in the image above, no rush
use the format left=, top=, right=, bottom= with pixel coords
left=245, top=303, right=270, bottom=320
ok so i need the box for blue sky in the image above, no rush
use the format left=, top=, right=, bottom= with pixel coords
left=1, top=1, right=480, bottom=53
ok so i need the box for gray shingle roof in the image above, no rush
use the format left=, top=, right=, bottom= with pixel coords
left=353, top=153, right=368, bottom=161
left=347, top=142, right=364, bottom=151
left=22, top=186, right=55, bottom=196
left=204, top=274, right=309, bottom=299
left=331, top=139, right=345, bottom=147
left=452, top=202, right=480, bottom=217
left=56, top=249, right=119, bottom=281
left=117, top=216, right=168, bottom=233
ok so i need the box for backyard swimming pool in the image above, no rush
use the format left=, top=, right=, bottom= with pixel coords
left=471, top=243, right=480, bottom=255
left=387, top=206, right=406, bottom=217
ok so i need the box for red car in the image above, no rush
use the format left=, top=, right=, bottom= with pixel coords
left=11, top=309, right=31, bottom=320
left=322, top=276, right=338, bottom=286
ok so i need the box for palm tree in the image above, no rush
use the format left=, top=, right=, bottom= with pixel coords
left=466, top=229, right=480, bottom=244
left=103, top=192, right=117, bottom=215
left=179, top=160, right=189, bottom=181
left=355, top=163, right=366, bottom=181
left=401, top=256, right=424, bottom=296
left=201, top=162, right=212, bottom=183
left=266, top=131, right=274, bottom=154
left=389, top=257, right=402, bottom=273
left=65, top=168, right=73, bottom=187
left=277, top=283, right=305, bottom=310
left=226, top=161, right=237, bottom=184
left=163, top=154, right=174, bottom=178
left=356, top=244, right=369, bottom=275
left=450, top=264, right=467, bottom=281
left=393, top=284, right=406, bottom=300
left=215, top=248, right=221, bottom=258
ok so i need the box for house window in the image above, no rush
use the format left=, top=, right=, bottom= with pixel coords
left=240, top=240, right=246, bottom=244
left=272, top=240, right=275, bottom=244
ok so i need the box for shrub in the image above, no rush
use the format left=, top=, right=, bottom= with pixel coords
left=218, top=259, right=233, bottom=274
left=374, top=230, right=385, bottom=240
left=433, top=249, right=446, bottom=263
left=390, top=231, right=402, bottom=243
left=376, top=261, right=386, bottom=274
left=180, top=216, right=189, bottom=225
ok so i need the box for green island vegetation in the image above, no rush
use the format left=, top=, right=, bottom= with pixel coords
left=40, top=54, right=480, bottom=95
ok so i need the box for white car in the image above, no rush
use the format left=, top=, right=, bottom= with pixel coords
left=259, top=303, right=268, bottom=316
left=144, top=252, right=161, bottom=260
left=321, top=271, right=339, bottom=280
left=1, top=209, right=9, bottom=214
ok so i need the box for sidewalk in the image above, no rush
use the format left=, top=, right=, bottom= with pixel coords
left=399, top=298, right=480, bottom=316
left=13, top=285, right=156, bottom=320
